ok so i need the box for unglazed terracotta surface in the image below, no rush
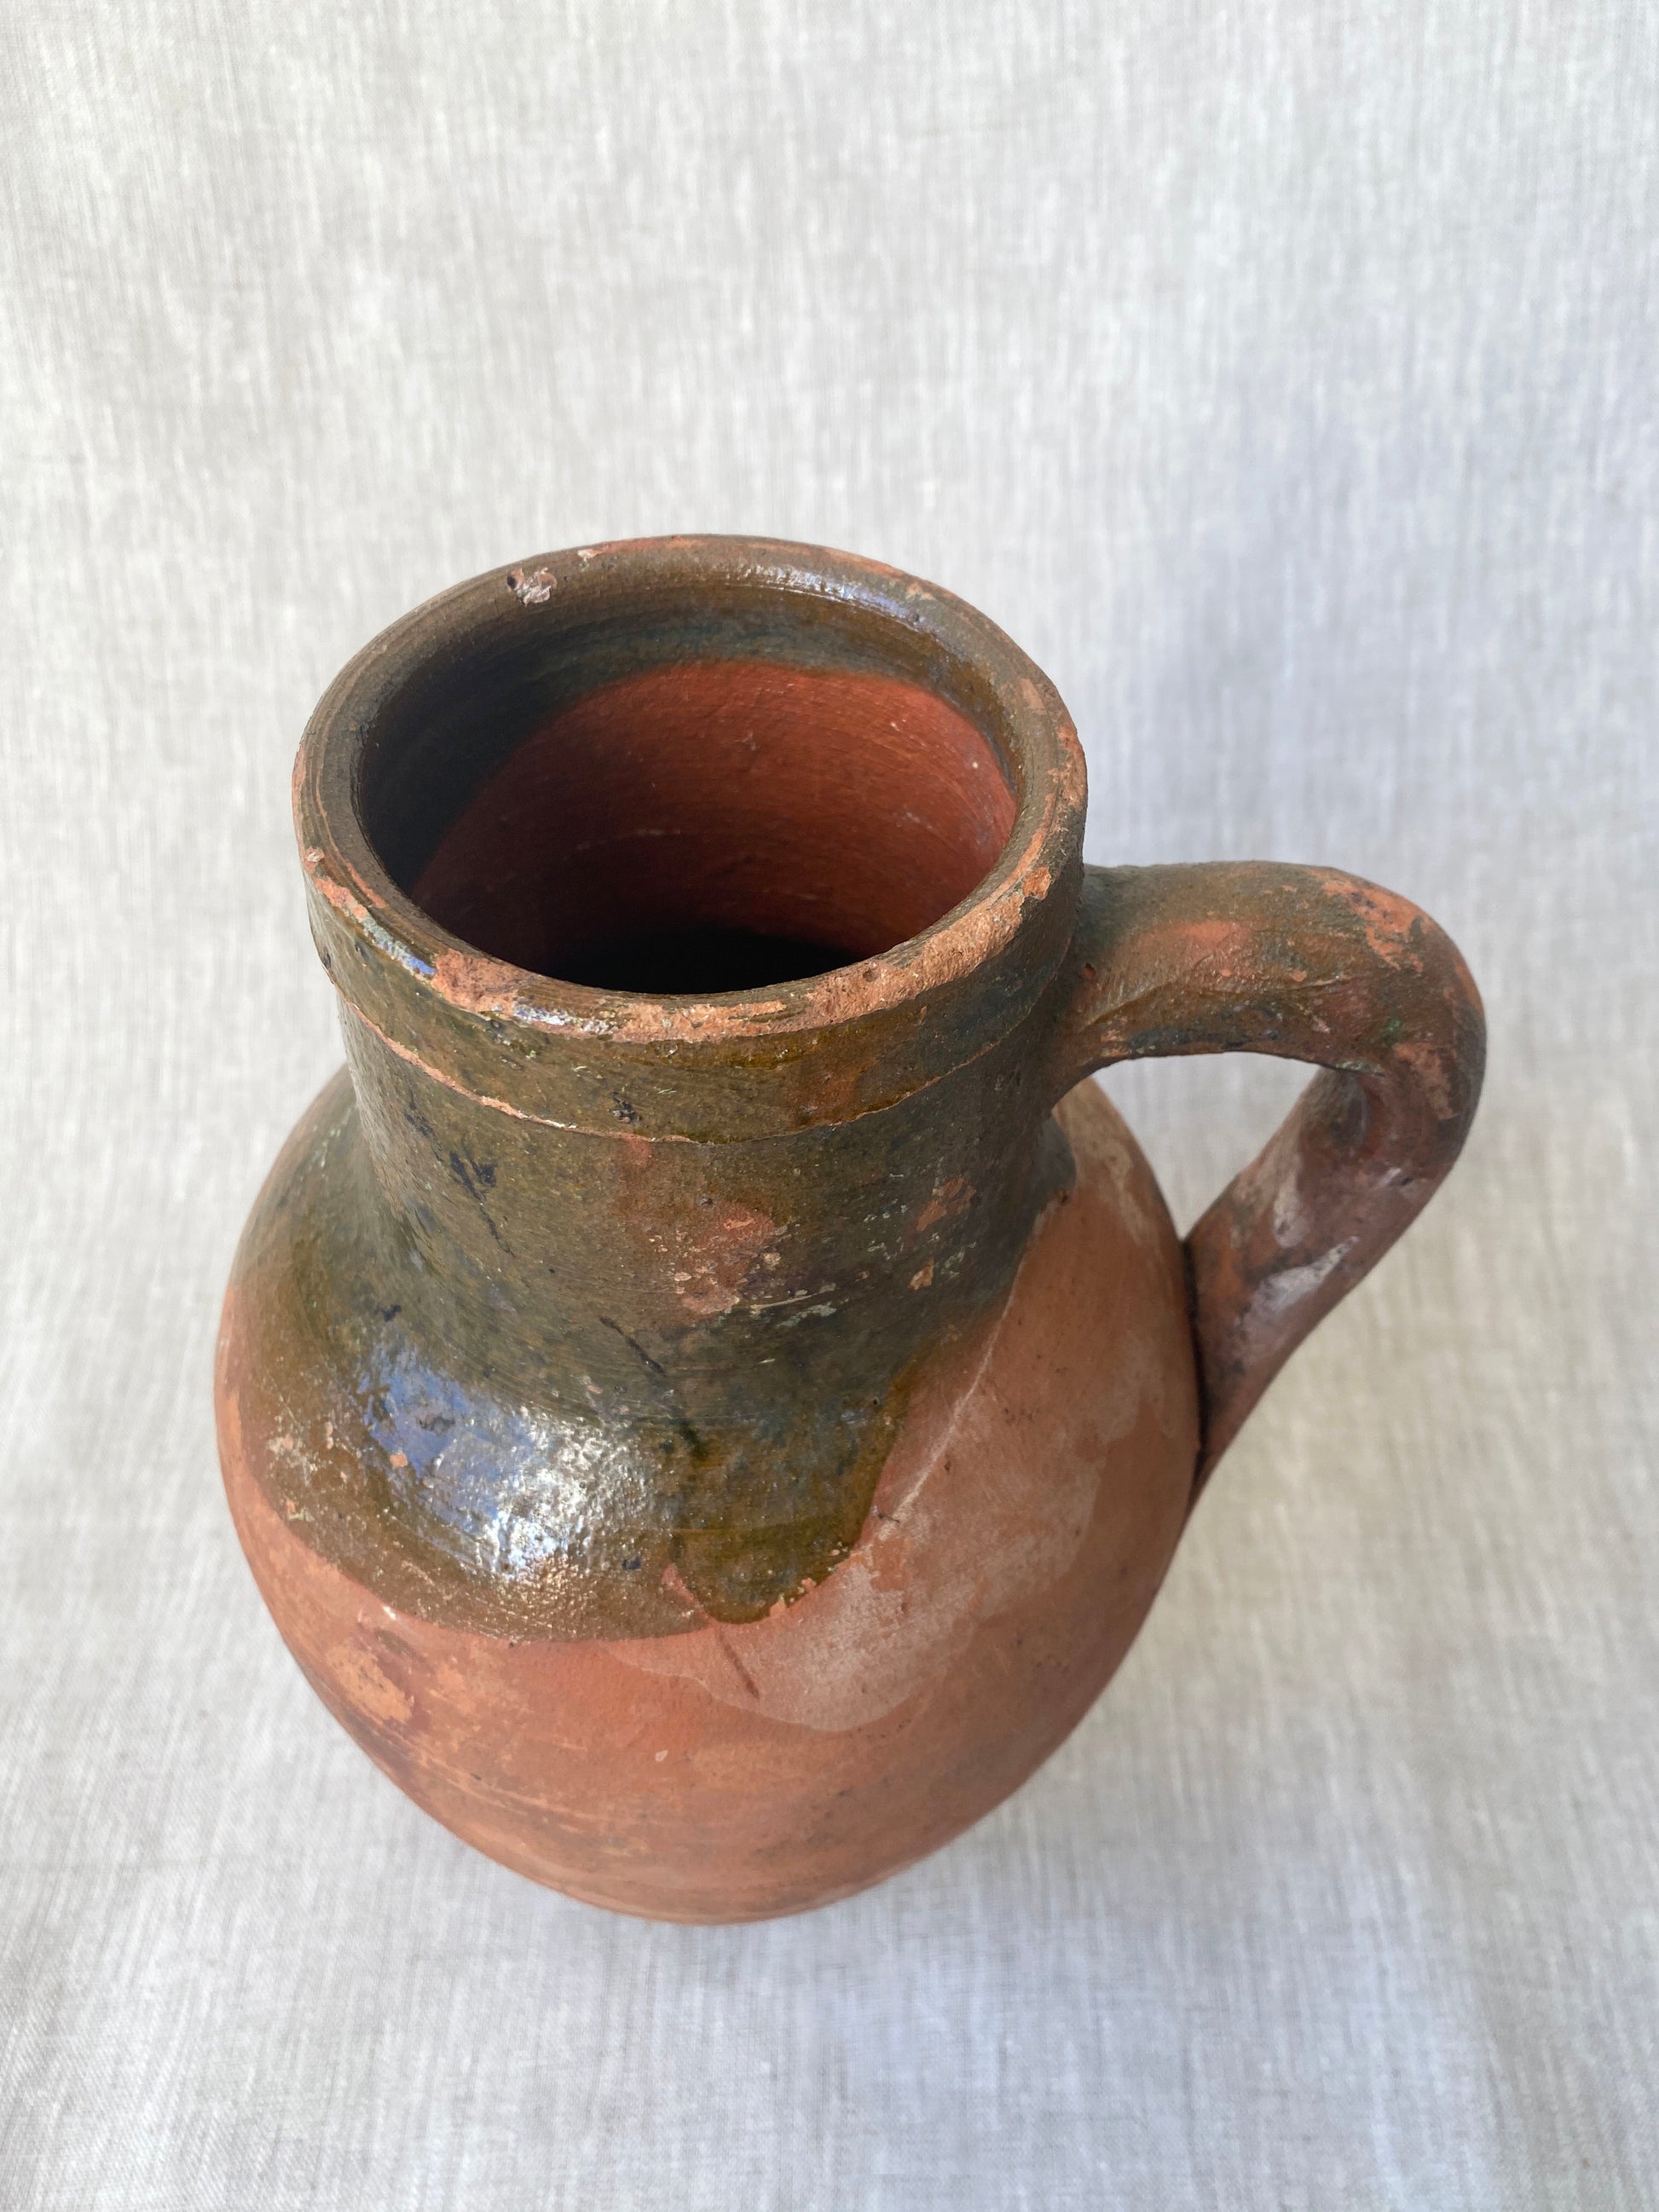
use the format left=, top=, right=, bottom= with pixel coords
left=217, top=537, right=1485, bottom=1922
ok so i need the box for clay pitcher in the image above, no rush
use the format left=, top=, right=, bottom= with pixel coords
left=217, top=538, right=1485, bottom=1922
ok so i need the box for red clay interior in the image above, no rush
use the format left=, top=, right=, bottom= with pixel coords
left=411, top=661, right=1020, bottom=994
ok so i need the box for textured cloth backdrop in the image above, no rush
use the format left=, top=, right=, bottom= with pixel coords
left=3, top=4, right=1656, bottom=2207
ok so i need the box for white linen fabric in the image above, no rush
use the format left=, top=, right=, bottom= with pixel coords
left=3, top=4, right=1656, bottom=2205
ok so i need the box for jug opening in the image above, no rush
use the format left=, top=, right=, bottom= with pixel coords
left=384, top=657, right=1018, bottom=996
left=548, top=923, right=858, bottom=996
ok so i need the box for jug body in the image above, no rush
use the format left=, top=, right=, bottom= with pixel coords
left=219, top=1071, right=1197, bottom=1920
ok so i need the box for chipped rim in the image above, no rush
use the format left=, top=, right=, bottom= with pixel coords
left=294, top=537, right=1088, bottom=1048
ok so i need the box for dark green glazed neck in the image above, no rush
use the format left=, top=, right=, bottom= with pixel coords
left=288, top=540, right=1093, bottom=1630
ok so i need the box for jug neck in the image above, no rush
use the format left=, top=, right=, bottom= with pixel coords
left=296, top=535, right=1095, bottom=1358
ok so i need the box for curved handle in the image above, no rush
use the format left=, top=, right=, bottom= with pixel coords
left=1051, top=863, right=1485, bottom=1493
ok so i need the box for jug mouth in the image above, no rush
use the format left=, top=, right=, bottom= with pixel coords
left=296, top=537, right=1084, bottom=1071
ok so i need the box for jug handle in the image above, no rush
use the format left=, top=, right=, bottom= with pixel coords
left=1049, top=863, right=1485, bottom=1497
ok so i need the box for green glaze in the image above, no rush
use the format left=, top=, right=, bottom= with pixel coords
left=228, top=540, right=1090, bottom=1638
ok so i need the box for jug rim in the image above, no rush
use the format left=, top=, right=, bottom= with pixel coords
left=294, top=537, right=1087, bottom=1056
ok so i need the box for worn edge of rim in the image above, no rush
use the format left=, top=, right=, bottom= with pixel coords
left=293, top=536, right=1087, bottom=1053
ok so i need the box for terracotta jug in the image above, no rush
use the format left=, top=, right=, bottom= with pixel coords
left=217, top=538, right=1484, bottom=1922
